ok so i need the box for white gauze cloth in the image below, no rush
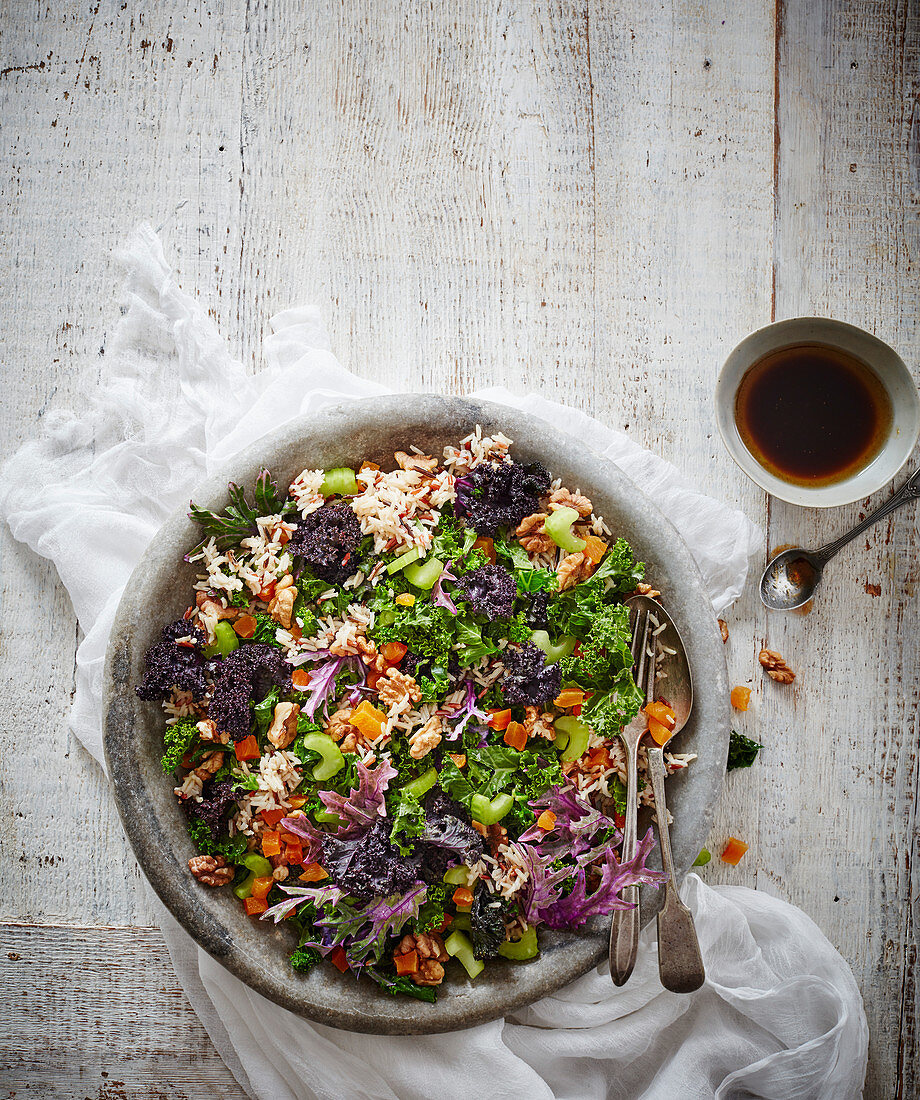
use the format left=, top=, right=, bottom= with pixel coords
left=1, top=226, right=868, bottom=1100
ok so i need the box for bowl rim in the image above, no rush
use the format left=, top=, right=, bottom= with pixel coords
left=103, top=393, right=730, bottom=1034
left=715, top=316, right=920, bottom=507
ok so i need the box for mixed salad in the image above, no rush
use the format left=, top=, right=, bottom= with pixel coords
left=136, top=429, right=688, bottom=1002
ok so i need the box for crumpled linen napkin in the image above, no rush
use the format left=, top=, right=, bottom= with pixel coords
left=1, top=225, right=868, bottom=1100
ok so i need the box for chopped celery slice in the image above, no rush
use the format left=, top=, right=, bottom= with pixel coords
left=450, top=913, right=472, bottom=933
left=403, top=556, right=444, bottom=590
left=313, top=808, right=347, bottom=827
left=443, top=865, right=471, bottom=886
left=320, top=467, right=359, bottom=497
left=386, top=546, right=422, bottom=574
left=445, top=931, right=485, bottom=980
left=692, top=848, right=712, bottom=867
left=203, top=619, right=239, bottom=658
left=400, top=766, right=438, bottom=800
left=544, top=506, right=586, bottom=553
left=233, top=853, right=273, bottom=899
left=498, top=924, right=539, bottom=960
left=530, top=630, right=577, bottom=665
left=298, top=733, right=345, bottom=781
left=555, top=716, right=591, bottom=762
left=470, top=792, right=513, bottom=826
left=553, top=727, right=570, bottom=752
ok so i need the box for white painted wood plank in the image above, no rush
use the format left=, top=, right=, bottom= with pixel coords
left=0, top=922, right=247, bottom=1098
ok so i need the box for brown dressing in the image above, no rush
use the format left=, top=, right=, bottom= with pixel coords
left=735, top=343, right=892, bottom=487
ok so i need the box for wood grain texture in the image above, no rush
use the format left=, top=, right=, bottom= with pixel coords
left=0, top=0, right=917, bottom=1096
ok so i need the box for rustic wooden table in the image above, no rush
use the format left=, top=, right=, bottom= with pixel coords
left=1, top=2, right=917, bottom=1096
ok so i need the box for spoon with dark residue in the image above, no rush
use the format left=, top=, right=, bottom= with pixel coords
left=760, top=467, right=920, bottom=611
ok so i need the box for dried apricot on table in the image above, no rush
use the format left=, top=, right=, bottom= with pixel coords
left=730, top=686, right=751, bottom=711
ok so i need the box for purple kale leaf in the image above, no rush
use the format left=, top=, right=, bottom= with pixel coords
left=456, top=563, right=516, bottom=621
left=445, top=679, right=489, bottom=742
left=209, top=644, right=292, bottom=742
left=501, top=642, right=562, bottom=707
left=525, top=590, right=550, bottom=630
left=322, top=819, right=424, bottom=900
left=419, top=790, right=484, bottom=869
left=523, top=827, right=667, bottom=930
left=455, top=459, right=550, bottom=536
left=287, top=503, right=362, bottom=584
left=519, top=785, right=618, bottom=860
left=188, top=778, right=238, bottom=840
left=136, top=620, right=208, bottom=701
left=319, top=758, right=398, bottom=838
left=298, top=655, right=346, bottom=720
left=278, top=814, right=326, bottom=865
left=432, top=561, right=459, bottom=615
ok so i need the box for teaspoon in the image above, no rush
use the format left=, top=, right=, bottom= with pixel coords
left=760, top=467, right=920, bottom=611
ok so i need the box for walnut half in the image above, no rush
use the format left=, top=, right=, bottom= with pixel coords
left=189, top=854, right=235, bottom=886
left=759, top=648, right=795, bottom=683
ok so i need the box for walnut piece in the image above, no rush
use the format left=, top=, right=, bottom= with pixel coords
left=409, top=715, right=443, bottom=759
left=636, top=582, right=662, bottom=599
left=189, top=854, right=235, bottom=886
left=557, top=552, right=595, bottom=591
left=267, top=575, right=297, bottom=629
left=515, top=513, right=555, bottom=554
left=196, top=718, right=220, bottom=742
left=378, top=667, right=422, bottom=708
left=759, top=648, right=795, bottom=683
left=549, top=487, right=593, bottom=517
left=325, top=707, right=357, bottom=743
left=356, top=636, right=387, bottom=672
left=523, top=705, right=555, bottom=740
left=267, top=701, right=300, bottom=749
left=718, top=618, right=729, bottom=644
left=394, top=451, right=438, bottom=474
left=394, top=931, right=448, bottom=986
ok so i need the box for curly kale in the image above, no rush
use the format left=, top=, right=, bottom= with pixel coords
left=187, top=819, right=248, bottom=863
left=322, top=819, right=423, bottom=900
left=209, top=644, right=292, bottom=742
left=470, top=886, right=508, bottom=959
left=136, top=620, right=208, bottom=701
left=161, top=717, right=199, bottom=773
left=456, top=563, right=516, bottom=621
left=525, top=590, right=550, bottom=631
left=290, top=945, right=322, bottom=974
left=251, top=611, right=284, bottom=646
left=188, top=778, right=238, bottom=839
left=456, top=459, right=551, bottom=536
left=414, top=882, right=451, bottom=935
left=287, top=503, right=362, bottom=584
left=501, top=642, right=562, bottom=707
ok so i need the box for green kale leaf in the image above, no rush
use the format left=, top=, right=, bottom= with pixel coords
left=727, top=730, right=762, bottom=771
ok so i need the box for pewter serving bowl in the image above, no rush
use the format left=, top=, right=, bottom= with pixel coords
left=103, top=395, right=730, bottom=1034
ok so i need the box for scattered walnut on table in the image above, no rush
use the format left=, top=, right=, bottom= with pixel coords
left=548, top=487, right=593, bottom=517
left=759, top=648, right=795, bottom=683
left=189, top=854, right=235, bottom=886
left=515, top=513, right=554, bottom=554
left=718, top=618, right=729, bottom=643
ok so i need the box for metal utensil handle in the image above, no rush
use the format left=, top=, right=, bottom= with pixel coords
left=815, top=467, right=920, bottom=564
left=609, top=739, right=640, bottom=985
left=648, top=746, right=705, bottom=993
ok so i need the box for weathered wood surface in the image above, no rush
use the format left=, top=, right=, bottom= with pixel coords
left=0, top=1, right=917, bottom=1096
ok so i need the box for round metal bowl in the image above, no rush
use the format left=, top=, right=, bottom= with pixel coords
left=103, top=394, right=730, bottom=1035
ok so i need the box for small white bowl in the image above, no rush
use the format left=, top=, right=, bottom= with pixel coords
left=715, top=317, right=920, bottom=507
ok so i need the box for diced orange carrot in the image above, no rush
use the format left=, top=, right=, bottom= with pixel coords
left=536, top=810, right=557, bottom=832
left=243, top=896, right=268, bottom=916
left=488, top=709, right=513, bottom=731
left=452, top=886, right=474, bottom=908
left=288, top=622, right=302, bottom=641
left=731, top=686, right=752, bottom=711
left=473, top=537, right=496, bottom=564
left=583, top=533, right=607, bottom=564
left=447, top=752, right=466, bottom=768
left=288, top=794, right=307, bottom=809
left=360, top=461, right=380, bottom=473
left=292, top=667, right=311, bottom=690
left=366, top=668, right=383, bottom=690
left=299, top=862, right=328, bottom=883
left=257, top=581, right=276, bottom=602
left=261, top=831, right=282, bottom=857
left=381, top=641, right=408, bottom=665
left=350, top=699, right=387, bottom=737
left=329, top=946, right=349, bottom=973
left=394, top=950, right=418, bottom=976
left=283, top=843, right=304, bottom=866
left=720, top=837, right=749, bottom=865
left=234, top=735, right=260, bottom=762
left=233, top=614, right=257, bottom=639
left=647, top=718, right=672, bottom=746
left=250, top=876, right=274, bottom=900
left=587, top=746, right=609, bottom=767
left=260, top=807, right=285, bottom=827
left=645, top=701, right=676, bottom=728
left=503, top=722, right=528, bottom=751
left=554, top=687, right=585, bottom=708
